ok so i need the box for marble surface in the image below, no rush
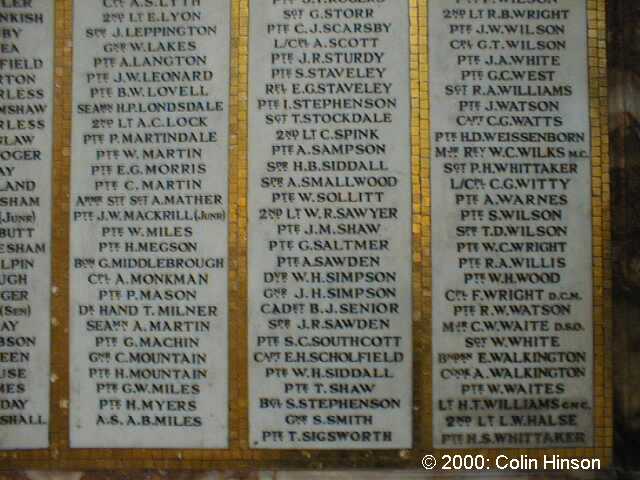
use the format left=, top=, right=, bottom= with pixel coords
left=68, top=0, right=231, bottom=448
left=429, top=0, right=594, bottom=449
left=0, top=0, right=54, bottom=450
left=247, top=0, right=413, bottom=449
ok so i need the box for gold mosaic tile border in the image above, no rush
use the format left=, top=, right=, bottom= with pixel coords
left=590, top=0, right=613, bottom=465
left=418, top=0, right=431, bottom=451
left=0, top=0, right=611, bottom=470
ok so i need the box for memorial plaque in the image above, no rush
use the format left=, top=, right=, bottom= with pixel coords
left=248, top=0, right=413, bottom=449
left=430, top=0, right=594, bottom=448
left=0, top=0, right=612, bottom=470
left=0, top=0, right=54, bottom=450
left=69, top=0, right=231, bottom=448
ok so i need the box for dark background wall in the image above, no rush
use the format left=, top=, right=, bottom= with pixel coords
left=609, top=0, right=640, bottom=475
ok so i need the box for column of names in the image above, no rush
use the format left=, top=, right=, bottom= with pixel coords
left=248, top=0, right=413, bottom=449
left=0, top=0, right=54, bottom=450
left=430, top=0, right=594, bottom=449
left=70, top=0, right=230, bottom=448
